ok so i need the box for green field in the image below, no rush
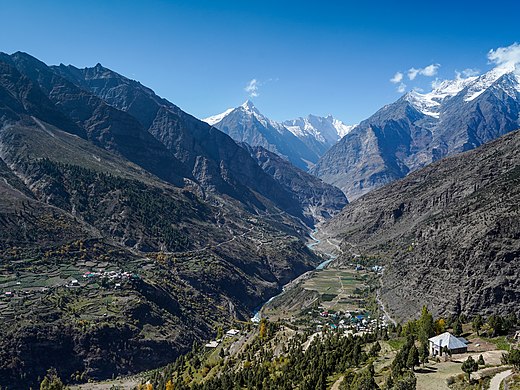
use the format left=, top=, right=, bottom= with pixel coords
left=301, top=268, right=369, bottom=311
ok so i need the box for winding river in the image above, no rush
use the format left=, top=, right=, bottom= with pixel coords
left=251, top=227, right=337, bottom=322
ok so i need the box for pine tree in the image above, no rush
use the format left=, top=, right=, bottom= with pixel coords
left=369, top=341, right=382, bottom=357
left=477, top=354, right=485, bottom=366
left=406, top=345, right=419, bottom=372
left=461, top=355, right=478, bottom=382
left=504, top=349, right=520, bottom=370
left=418, top=306, right=434, bottom=339
left=419, top=340, right=429, bottom=367
left=39, top=369, right=65, bottom=390
left=472, top=315, right=483, bottom=336
left=453, top=319, right=463, bottom=336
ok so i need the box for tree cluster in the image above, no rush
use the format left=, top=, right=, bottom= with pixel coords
left=146, top=323, right=379, bottom=390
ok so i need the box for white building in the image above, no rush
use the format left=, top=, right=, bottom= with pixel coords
left=226, top=329, right=240, bottom=336
left=428, top=332, right=468, bottom=356
left=204, top=341, right=219, bottom=348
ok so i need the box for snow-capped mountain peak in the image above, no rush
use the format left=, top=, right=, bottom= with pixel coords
left=332, top=118, right=357, bottom=138
left=241, top=99, right=258, bottom=112
left=405, top=64, right=520, bottom=118
left=203, top=102, right=355, bottom=166
left=464, top=64, right=519, bottom=101
left=236, top=100, right=287, bottom=133
left=283, top=115, right=356, bottom=145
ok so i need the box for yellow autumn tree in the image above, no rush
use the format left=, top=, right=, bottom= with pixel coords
left=434, top=318, right=446, bottom=335
left=259, top=319, right=267, bottom=338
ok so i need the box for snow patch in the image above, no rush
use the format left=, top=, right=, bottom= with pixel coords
left=203, top=107, right=235, bottom=126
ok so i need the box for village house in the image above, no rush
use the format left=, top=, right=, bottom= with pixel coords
left=428, top=332, right=468, bottom=356
left=225, top=329, right=240, bottom=337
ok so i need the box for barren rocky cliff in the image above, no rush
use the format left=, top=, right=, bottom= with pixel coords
left=323, top=130, right=520, bottom=321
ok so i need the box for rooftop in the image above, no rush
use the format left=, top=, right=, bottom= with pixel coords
left=429, top=332, right=468, bottom=350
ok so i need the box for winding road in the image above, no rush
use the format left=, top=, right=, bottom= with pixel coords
left=489, top=369, right=512, bottom=390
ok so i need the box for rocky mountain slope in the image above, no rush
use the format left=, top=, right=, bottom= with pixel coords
left=322, top=129, right=520, bottom=321
left=312, top=65, right=520, bottom=200
left=48, top=62, right=306, bottom=221
left=0, top=52, right=320, bottom=388
left=240, top=143, right=348, bottom=225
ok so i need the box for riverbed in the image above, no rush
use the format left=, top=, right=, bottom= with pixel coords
left=251, top=226, right=337, bottom=322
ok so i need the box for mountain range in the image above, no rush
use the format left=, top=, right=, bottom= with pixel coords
left=2, top=48, right=520, bottom=388
left=311, top=64, right=520, bottom=200
left=204, top=101, right=353, bottom=170
left=0, top=52, right=333, bottom=387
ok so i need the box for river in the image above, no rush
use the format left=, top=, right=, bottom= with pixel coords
left=251, top=226, right=337, bottom=322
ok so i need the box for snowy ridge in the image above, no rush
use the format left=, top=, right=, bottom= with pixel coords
left=239, top=100, right=287, bottom=134
left=334, top=119, right=357, bottom=138
left=204, top=101, right=355, bottom=150
left=283, top=114, right=355, bottom=144
left=464, top=64, right=519, bottom=101
left=405, top=76, right=477, bottom=118
left=405, top=64, right=520, bottom=117
left=204, top=107, right=235, bottom=126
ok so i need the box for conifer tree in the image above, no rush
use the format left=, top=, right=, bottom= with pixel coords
left=406, top=345, right=419, bottom=372
left=461, top=355, right=478, bottom=382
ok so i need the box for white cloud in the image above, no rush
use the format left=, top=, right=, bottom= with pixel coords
left=390, top=64, right=438, bottom=93
left=407, top=68, right=419, bottom=81
left=390, top=72, right=404, bottom=84
left=488, top=42, right=520, bottom=70
left=244, top=78, right=261, bottom=98
left=461, top=68, right=480, bottom=77
left=407, top=64, right=440, bottom=80
left=421, top=64, right=440, bottom=77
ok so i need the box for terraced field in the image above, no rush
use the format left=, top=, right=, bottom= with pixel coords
left=301, top=268, right=371, bottom=312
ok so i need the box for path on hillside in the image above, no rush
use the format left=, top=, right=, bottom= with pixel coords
left=489, top=369, right=512, bottom=390
left=377, top=289, right=397, bottom=326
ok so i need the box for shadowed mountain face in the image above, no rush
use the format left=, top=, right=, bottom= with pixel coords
left=0, top=52, right=321, bottom=388
left=1, top=52, right=191, bottom=187
left=323, top=129, right=520, bottom=321
left=241, top=143, right=348, bottom=226
left=52, top=63, right=305, bottom=219
left=311, top=68, right=520, bottom=200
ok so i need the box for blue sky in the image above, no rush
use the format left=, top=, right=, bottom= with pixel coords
left=1, top=0, right=519, bottom=123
